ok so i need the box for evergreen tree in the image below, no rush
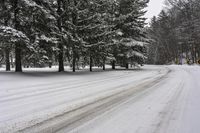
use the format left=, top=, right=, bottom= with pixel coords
left=112, top=0, right=149, bottom=68
left=0, top=0, right=11, bottom=71
left=148, top=0, right=200, bottom=64
left=0, top=0, right=149, bottom=72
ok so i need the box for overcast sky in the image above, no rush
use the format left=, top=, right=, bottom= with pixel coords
left=145, top=0, right=165, bottom=23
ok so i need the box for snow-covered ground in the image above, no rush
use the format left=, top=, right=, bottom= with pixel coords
left=0, top=65, right=199, bottom=133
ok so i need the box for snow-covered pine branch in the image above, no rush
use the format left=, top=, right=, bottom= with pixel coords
left=0, top=26, right=29, bottom=44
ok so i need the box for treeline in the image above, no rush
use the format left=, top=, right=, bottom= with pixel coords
left=148, top=0, right=200, bottom=64
left=0, top=0, right=149, bottom=72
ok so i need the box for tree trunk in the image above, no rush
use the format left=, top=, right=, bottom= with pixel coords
left=11, top=53, right=14, bottom=68
left=5, top=48, right=10, bottom=71
left=58, top=44, right=64, bottom=72
left=15, top=44, right=22, bottom=72
left=103, top=64, right=105, bottom=71
left=112, top=61, right=115, bottom=69
left=103, top=58, right=105, bottom=70
left=90, top=55, right=93, bottom=72
left=2, top=0, right=10, bottom=71
left=72, top=52, right=76, bottom=72
left=71, top=0, right=78, bottom=72
left=194, top=45, right=197, bottom=63
left=126, top=63, right=129, bottom=69
left=14, top=0, right=22, bottom=72
left=57, top=0, right=64, bottom=72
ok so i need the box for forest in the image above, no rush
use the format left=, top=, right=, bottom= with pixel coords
left=1, top=1, right=200, bottom=133
left=148, top=0, right=200, bottom=65
left=0, top=0, right=149, bottom=72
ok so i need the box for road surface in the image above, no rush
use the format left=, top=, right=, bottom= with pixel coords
left=0, top=65, right=199, bottom=133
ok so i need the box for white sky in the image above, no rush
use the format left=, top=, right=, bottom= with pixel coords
left=145, top=0, right=165, bottom=23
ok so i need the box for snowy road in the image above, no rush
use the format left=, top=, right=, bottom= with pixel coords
left=0, top=65, right=200, bottom=133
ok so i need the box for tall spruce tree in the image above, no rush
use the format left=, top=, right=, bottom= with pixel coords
left=113, top=0, right=149, bottom=68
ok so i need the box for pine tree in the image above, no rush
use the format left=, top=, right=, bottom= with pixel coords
left=111, top=0, right=149, bottom=68
left=0, top=0, right=150, bottom=72
left=70, top=0, right=112, bottom=71
left=0, top=0, right=11, bottom=71
left=148, top=0, right=200, bottom=64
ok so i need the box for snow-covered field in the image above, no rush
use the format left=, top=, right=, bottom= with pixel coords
left=0, top=65, right=200, bottom=133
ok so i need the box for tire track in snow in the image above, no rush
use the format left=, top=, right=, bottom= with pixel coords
left=0, top=72, right=137, bottom=102
left=0, top=70, right=163, bottom=123
left=0, top=66, right=169, bottom=131
left=153, top=66, right=198, bottom=133
left=0, top=68, right=170, bottom=133
left=18, top=70, right=169, bottom=133
left=1, top=72, right=130, bottom=98
left=142, top=67, right=193, bottom=133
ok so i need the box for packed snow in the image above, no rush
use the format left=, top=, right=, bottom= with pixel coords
left=0, top=65, right=200, bottom=133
